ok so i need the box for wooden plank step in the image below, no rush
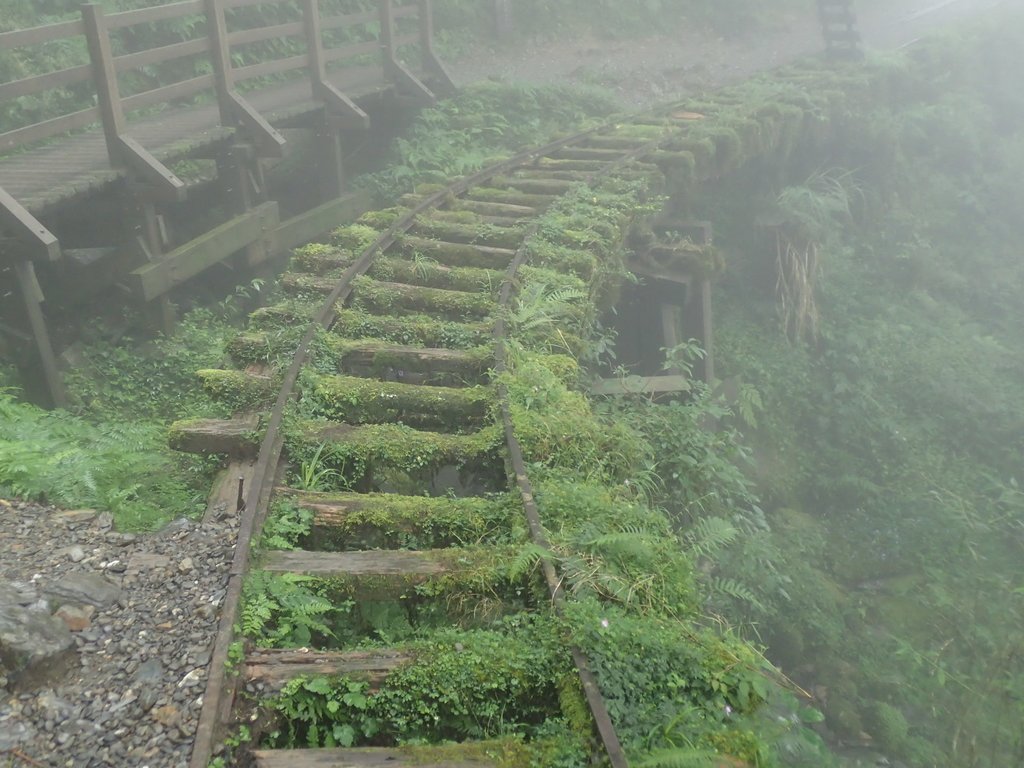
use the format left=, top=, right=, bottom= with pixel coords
left=336, top=342, right=489, bottom=388
left=282, top=490, right=513, bottom=550
left=331, top=310, right=493, bottom=349
left=534, top=157, right=610, bottom=171
left=450, top=199, right=538, bottom=218
left=584, top=134, right=658, bottom=150
left=368, top=259, right=506, bottom=294
left=397, top=235, right=517, bottom=270
left=291, top=421, right=500, bottom=487
left=309, top=374, right=491, bottom=429
left=411, top=218, right=527, bottom=249
left=495, top=177, right=578, bottom=196
left=551, top=146, right=628, bottom=161
left=262, top=549, right=453, bottom=577
left=513, top=169, right=595, bottom=182
left=252, top=746, right=499, bottom=767
left=245, top=648, right=413, bottom=691
left=169, top=415, right=260, bottom=456
left=350, top=279, right=495, bottom=320
left=427, top=209, right=527, bottom=229
left=463, top=187, right=558, bottom=209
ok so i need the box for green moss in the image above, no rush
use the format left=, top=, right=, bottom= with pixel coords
left=290, top=490, right=518, bottom=550
left=350, top=276, right=495, bottom=320
left=330, top=223, right=380, bottom=253
left=330, top=310, right=492, bottom=349
left=304, top=374, right=492, bottom=430
left=286, top=421, right=502, bottom=490
left=196, top=368, right=276, bottom=411
left=864, top=701, right=910, bottom=754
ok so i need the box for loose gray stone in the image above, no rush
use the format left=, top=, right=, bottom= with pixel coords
left=67, top=546, right=86, bottom=563
left=0, top=605, right=77, bottom=691
left=43, top=573, right=122, bottom=609
left=0, top=582, right=36, bottom=608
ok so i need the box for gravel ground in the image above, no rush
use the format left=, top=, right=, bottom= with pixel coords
left=0, top=500, right=238, bottom=767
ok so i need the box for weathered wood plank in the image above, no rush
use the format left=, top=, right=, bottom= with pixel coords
left=245, top=648, right=413, bottom=690
left=128, top=202, right=279, bottom=300
left=169, top=415, right=261, bottom=456
left=260, top=192, right=371, bottom=265
left=261, top=549, right=451, bottom=577
left=253, top=747, right=498, bottom=767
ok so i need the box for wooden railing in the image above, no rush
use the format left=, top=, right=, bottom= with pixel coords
left=0, top=0, right=450, bottom=164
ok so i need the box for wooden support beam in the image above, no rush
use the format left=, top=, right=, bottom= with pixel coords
left=226, top=91, right=286, bottom=158
left=0, top=186, right=60, bottom=262
left=118, top=135, right=186, bottom=202
left=128, top=202, right=279, bottom=301
left=13, top=260, right=66, bottom=407
left=258, top=191, right=371, bottom=266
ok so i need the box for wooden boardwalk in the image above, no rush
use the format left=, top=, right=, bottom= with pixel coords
left=0, top=0, right=453, bottom=406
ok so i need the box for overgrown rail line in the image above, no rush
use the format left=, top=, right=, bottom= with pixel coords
left=177, top=118, right=682, bottom=767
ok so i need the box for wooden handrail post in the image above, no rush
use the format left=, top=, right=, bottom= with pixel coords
left=204, top=0, right=235, bottom=124
left=81, top=3, right=126, bottom=167
left=417, top=0, right=455, bottom=94
left=378, top=0, right=396, bottom=78
left=301, top=0, right=327, bottom=90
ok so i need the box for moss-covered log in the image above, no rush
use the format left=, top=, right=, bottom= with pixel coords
left=411, top=218, right=528, bottom=249
left=331, top=310, right=493, bottom=349
left=306, top=374, right=492, bottom=430
left=287, top=421, right=502, bottom=490
left=197, top=368, right=277, bottom=410
left=397, top=235, right=516, bottom=270
left=350, top=278, right=496, bottom=320
left=284, top=490, right=517, bottom=550
left=491, top=176, right=579, bottom=196
left=334, top=341, right=491, bottom=386
left=451, top=199, right=539, bottom=218
left=464, top=187, right=558, bottom=209
left=368, top=258, right=506, bottom=294
left=169, top=416, right=261, bottom=456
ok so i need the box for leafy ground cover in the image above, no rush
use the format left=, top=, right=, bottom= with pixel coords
left=692, top=17, right=1024, bottom=767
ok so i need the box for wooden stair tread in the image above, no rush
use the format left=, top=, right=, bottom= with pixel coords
left=253, top=746, right=498, bottom=767
left=262, top=548, right=454, bottom=577
left=169, top=415, right=259, bottom=456
left=245, top=648, right=413, bottom=689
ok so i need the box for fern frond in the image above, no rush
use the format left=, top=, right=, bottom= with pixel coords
left=684, top=517, right=739, bottom=559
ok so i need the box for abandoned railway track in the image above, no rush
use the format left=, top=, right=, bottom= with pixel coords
left=173, top=117, right=692, bottom=768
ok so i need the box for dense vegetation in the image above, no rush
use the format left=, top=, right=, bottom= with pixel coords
left=2, top=5, right=1023, bottom=767
left=698, top=23, right=1024, bottom=766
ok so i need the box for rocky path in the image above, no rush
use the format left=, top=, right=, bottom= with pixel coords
left=0, top=501, right=238, bottom=767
